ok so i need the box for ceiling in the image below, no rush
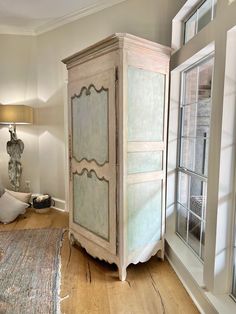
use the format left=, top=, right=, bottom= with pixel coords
left=0, top=0, right=125, bottom=35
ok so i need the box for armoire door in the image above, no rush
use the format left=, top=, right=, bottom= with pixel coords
left=68, top=67, right=116, bottom=255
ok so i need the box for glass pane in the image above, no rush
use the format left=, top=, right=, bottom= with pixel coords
left=197, top=0, right=212, bottom=33
left=73, top=171, right=109, bottom=240
left=182, top=101, right=211, bottom=138
left=190, top=176, right=206, bottom=219
left=184, top=12, right=197, bottom=43
left=72, top=86, right=108, bottom=165
left=198, top=58, right=214, bottom=101
left=188, top=213, right=201, bottom=255
left=183, top=67, right=198, bottom=105
left=196, top=101, right=211, bottom=138
left=127, top=151, right=162, bottom=174
left=128, top=66, right=165, bottom=142
left=127, top=180, right=162, bottom=253
left=201, top=222, right=205, bottom=260
left=176, top=204, right=188, bottom=241
left=180, top=137, right=209, bottom=176
left=178, top=171, right=190, bottom=208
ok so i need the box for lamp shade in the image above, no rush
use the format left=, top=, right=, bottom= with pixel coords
left=0, top=105, right=33, bottom=124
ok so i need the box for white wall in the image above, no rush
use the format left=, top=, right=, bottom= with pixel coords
left=0, top=0, right=186, bottom=202
left=0, top=34, right=39, bottom=193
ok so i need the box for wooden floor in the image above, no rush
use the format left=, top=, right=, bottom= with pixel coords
left=0, top=208, right=199, bottom=314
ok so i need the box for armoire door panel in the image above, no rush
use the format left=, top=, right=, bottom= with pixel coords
left=71, top=85, right=109, bottom=165
left=73, top=170, right=109, bottom=240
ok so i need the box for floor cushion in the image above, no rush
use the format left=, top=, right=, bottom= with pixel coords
left=5, top=189, right=31, bottom=204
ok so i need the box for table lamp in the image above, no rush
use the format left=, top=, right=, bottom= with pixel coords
left=0, top=105, right=33, bottom=191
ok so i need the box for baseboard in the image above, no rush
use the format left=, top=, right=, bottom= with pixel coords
left=51, top=198, right=67, bottom=212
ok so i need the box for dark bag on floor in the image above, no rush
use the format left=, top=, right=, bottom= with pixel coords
left=33, top=194, right=52, bottom=209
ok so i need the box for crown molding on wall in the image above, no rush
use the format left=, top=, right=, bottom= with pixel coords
left=35, top=0, right=127, bottom=35
left=0, top=0, right=127, bottom=36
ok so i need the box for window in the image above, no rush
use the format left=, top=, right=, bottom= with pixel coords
left=184, top=0, right=216, bottom=44
left=176, top=56, right=214, bottom=260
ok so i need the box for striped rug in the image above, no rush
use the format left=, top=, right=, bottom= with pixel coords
left=0, top=228, right=64, bottom=314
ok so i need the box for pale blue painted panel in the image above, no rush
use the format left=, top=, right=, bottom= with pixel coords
left=128, top=66, right=165, bottom=142
left=73, top=171, right=109, bottom=240
left=127, top=151, right=163, bottom=174
left=72, top=86, right=108, bottom=165
left=127, top=180, right=162, bottom=253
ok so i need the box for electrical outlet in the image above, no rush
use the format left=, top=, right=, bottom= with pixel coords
left=25, top=180, right=31, bottom=192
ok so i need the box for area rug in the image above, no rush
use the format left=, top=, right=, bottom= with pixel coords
left=0, top=228, right=64, bottom=314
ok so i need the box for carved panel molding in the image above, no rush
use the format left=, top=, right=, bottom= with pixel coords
left=71, top=84, right=109, bottom=166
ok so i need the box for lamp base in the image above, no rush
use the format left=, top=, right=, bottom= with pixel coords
left=7, top=125, right=24, bottom=192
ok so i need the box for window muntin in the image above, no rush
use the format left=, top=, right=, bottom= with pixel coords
left=184, top=0, right=216, bottom=44
left=176, top=56, right=214, bottom=260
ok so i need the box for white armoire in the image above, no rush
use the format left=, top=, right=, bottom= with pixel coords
left=63, top=33, right=170, bottom=281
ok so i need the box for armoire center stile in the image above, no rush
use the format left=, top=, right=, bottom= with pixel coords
left=62, top=33, right=171, bottom=281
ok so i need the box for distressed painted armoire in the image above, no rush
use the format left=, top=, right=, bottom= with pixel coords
left=62, top=33, right=171, bottom=281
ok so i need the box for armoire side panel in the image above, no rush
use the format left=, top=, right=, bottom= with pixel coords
left=126, top=64, right=166, bottom=262
left=127, top=151, right=163, bottom=174
left=127, top=180, right=162, bottom=253
left=127, top=66, right=165, bottom=142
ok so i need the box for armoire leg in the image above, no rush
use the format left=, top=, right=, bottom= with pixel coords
left=118, top=266, right=127, bottom=281
left=69, top=232, right=76, bottom=246
left=157, top=249, right=165, bottom=261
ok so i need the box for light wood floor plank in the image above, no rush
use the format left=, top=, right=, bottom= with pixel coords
left=0, top=208, right=199, bottom=314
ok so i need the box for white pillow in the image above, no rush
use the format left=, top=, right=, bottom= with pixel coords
left=0, top=192, right=28, bottom=224
left=5, top=189, right=31, bottom=204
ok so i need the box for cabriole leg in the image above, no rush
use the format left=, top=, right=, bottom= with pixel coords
left=69, top=232, right=76, bottom=246
left=157, top=248, right=165, bottom=261
left=118, top=266, right=127, bottom=281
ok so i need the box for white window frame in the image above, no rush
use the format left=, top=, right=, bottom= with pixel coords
left=166, top=1, right=236, bottom=313
left=176, top=54, right=214, bottom=261
left=171, top=0, right=217, bottom=51
left=183, top=0, right=216, bottom=44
